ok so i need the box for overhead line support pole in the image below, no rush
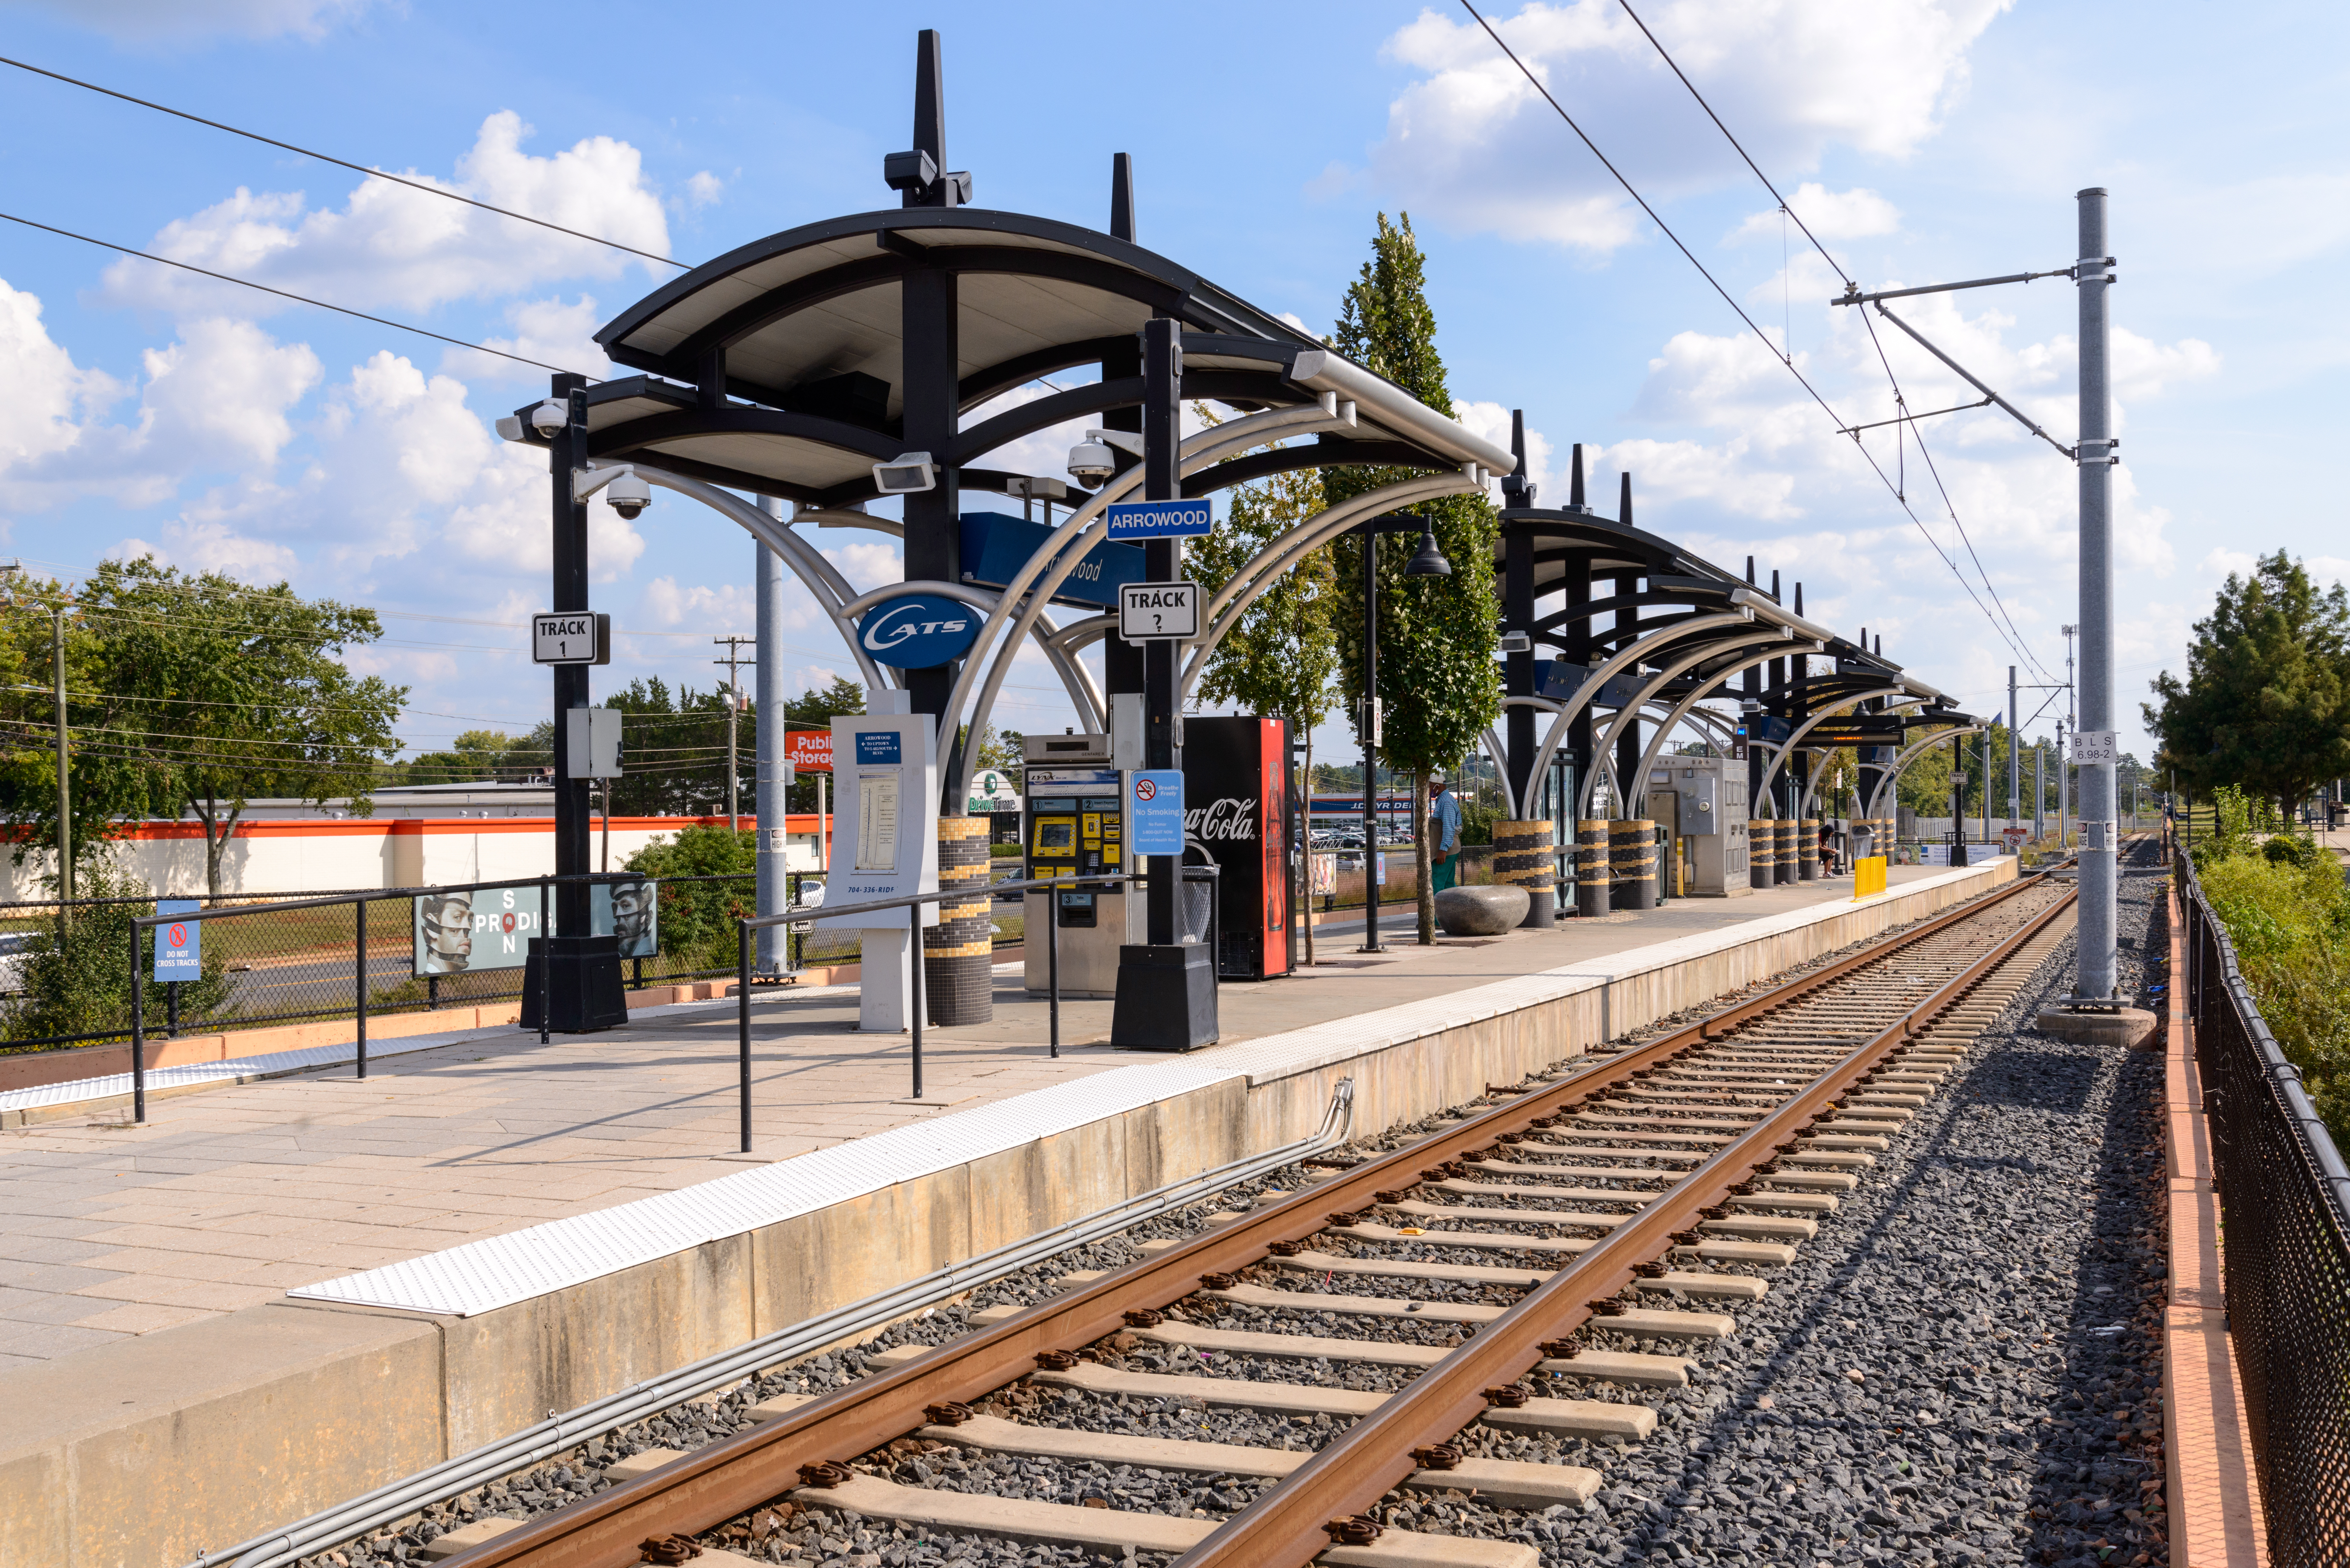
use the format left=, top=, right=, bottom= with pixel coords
left=2075, top=188, right=2118, bottom=1001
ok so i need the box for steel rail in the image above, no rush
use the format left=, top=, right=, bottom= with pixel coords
left=1169, top=876, right=2077, bottom=1567
left=445, top=867, right=2064, bottom=1568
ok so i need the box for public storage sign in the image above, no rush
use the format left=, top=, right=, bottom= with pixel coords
left=786, top=730, right=833, bottom=772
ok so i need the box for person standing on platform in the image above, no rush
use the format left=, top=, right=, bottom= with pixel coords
left=1428, top=770, right=1464, bottom=893
left=1819, top=822, right=1839, bottom=876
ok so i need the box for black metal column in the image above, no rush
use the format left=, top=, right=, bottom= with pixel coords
left=898, top=29, right=960, bottom=732
left=1359, top=528, right=1382, bottom=953
left=1100, top=158, right=1145, bottom=711
left=1503, top=414, right=1536, bottom=816
left=1109, top=318, right=1215, bottom=1050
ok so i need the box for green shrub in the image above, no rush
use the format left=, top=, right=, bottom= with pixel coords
left=623, top=826, right=757, bottom=972
left=2, top=864, right=232, bottom=1047
left=2199, top=850, right=2350, bottom=1145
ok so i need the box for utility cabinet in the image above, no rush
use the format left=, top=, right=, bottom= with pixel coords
left=1021, top=732, right=1141, bottom=997
left=1664, top=755, right=1751, bottom=897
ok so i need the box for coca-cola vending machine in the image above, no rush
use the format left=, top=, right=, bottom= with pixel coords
left=1182, top=715, right=1294, bottom=981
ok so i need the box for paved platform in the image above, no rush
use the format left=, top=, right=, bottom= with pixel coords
left=0, top=865, right=1961, bottom=1367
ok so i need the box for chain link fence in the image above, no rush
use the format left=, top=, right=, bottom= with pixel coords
left=0, top=869, right=1022, bottom=1056
left=2177, top=848, right=2350, bottom=1566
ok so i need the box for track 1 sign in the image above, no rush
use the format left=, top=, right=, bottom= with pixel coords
left=532, top=612, right=612, bottom=665
left=1119, top=581, right=1198, bottom=641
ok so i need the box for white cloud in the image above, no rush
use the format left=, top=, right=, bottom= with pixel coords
left=639, top=577, right=755, bottom=630
left=1365, top=0, right=2011, bottom=252
left=100, top=112, right=673, bottom=319
left=1730, top=183, right=1901, bottom=245
left=14, top=0, right=375, bottom=40
left=0, top=276, right=121, bottom=475
left=440, top=295, right=613, bottom=386
left=140, top=318, right=323, bottom=470
left=684, top=172, right=725, bottom=208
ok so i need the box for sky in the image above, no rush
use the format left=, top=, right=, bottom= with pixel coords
left=1, top=0, right=2344, bottom=774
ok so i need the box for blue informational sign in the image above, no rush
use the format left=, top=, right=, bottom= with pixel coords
left=855, top=730, right=904, bottom=766
left=857, top=593, right=983, bottom=670
left=1129, top=770, right=1185, bottom=855
left=958, top=512, right=1146, bottom=610
left=1104, top=499, right=1213, bottom=541
left=154, top=898, right=202, bottom=979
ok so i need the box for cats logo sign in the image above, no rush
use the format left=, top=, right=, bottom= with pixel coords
left=856, top=594, right=982, bottom=670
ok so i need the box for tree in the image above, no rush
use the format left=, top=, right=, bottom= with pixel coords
left=2145, top=550, right=2350, bottom=817
left=0, top=576, right=123, bottom=890
left=1188, top=406, right=1341, bottom=962
left=1324, top=212, right=1502, bottom=942
left=1, top=561, right=405, bottom=900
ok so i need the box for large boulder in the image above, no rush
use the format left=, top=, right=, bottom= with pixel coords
left=1436, top=884, right=1531, bottom=936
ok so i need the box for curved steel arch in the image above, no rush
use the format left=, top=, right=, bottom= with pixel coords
left=1590, top=628, right=1792, bottom=811
left=1748, top=687, right=1911, bottom=818
left=1865, top=726, right=1987, bottom=826
left=1523, top=611, right=1766, bottom=817
left=1630, top=643, right=1826, bottom=793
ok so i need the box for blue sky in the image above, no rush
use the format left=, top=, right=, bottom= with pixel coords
left=1, top=0, right=2343, bottom=767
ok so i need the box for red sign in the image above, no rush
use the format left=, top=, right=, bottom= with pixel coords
left=786, top=730, right=833, bottom=772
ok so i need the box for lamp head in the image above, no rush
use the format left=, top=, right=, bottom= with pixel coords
left=1403, top=519, right=1451, bottom=577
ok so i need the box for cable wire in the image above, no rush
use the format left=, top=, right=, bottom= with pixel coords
left=0, top=54, right=686, bottom=272
left=1455, top=0, right=2053, bottom=687
left=0, top=211, right=595, bottom=378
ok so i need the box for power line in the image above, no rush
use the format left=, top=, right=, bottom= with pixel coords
left=1454, top=0, right=2055, bottom=688
left=1609, top=0, right=2058, bottom=685
left=0, top=54, right=686, bottom=272
left=0, top=211, right=595, bottom=379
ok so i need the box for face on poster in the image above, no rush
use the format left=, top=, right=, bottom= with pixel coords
left=412, top=880, right=657, bottom=974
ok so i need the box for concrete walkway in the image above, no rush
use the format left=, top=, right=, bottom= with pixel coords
left=0, top=866, right=1945, bottom=1367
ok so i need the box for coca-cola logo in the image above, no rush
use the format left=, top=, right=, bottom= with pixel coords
left=1185, top=796, right=1257, bottom=841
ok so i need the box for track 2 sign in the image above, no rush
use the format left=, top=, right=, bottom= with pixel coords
left=1118, top=581, right=1198, bottom=641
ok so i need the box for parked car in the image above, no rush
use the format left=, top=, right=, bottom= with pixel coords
left=0, top=930, right=35, bottom=995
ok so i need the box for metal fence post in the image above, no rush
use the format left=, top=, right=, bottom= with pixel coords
left=737, top=921, right=753, bottom=1154
left=1047, top=896, right=1060, bottom=1061
left=538, top=878, right=552, bottom=1045
left=131, top=918, right=147, bottom=1124
left=910, top=916, right=926, bottom=1101
left=354, top=896, right=370, bottom=1081
left=166, top=979, right=180, bottom=1039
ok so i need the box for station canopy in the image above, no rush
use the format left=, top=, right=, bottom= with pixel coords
left=575, top=208, right=1512, bottom=507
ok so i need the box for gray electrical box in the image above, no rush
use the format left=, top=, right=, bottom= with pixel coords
left=1669, top=755, right=1749, bottom=897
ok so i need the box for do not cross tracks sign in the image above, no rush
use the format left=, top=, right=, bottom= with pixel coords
left=1118, top=581, right=1198, bottom=642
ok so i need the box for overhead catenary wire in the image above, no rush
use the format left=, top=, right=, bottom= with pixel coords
left=1611, top=0, right=2059, bottom=685
left=0, top=211, right=597, bottom=380
left=0, top=54, right=687, bottom=272
left=1456, top=0, right=2055, bottom=686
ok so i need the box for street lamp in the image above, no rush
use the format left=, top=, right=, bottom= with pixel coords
left=1349, top=514, right=1451, bottom=952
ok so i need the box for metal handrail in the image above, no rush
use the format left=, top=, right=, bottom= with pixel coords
left=733, top=865, right=1222, bottom=1153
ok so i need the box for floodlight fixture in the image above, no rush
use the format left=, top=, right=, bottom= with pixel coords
left=873, top=452, right=939, bottom=495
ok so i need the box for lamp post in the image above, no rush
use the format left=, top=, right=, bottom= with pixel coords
left=1350, top=514, right=1450, bottom=954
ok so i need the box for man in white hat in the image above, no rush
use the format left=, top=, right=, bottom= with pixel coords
left=1427, top=768, right=1464, bottom=893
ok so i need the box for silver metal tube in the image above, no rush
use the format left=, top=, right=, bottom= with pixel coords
left=756, top=506, right=788, bottom=975
left=2075, top=187, right=2118, bottom=999
left=203, top=1079, right=1357, bottom=1568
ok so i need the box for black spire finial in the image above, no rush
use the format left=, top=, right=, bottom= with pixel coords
left=1771, top=568, right=1781, bottom=600
left=1618, top=471, right=1633, bottom=529
left=884, top=30, right=970, bottom=207
left=1794, top=582, right=1804, bottom=616
left=1110, top=152, right=1135, bottom=241
left=1745, top=555, right=1756, bottom=585
left=1569, top=444, right=1586, bottom=509
left=1503, top=410, right=1533, bottom=505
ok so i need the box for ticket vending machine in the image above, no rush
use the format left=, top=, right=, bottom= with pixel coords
left=1022, top=733, right=1140, bottom=997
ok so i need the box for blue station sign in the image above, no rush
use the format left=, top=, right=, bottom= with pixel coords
left=1104, top=499, right=1213, bottom=541
left=857, top=593, right=982, bottom=669
left=958, top=512, right=1143, bottom=610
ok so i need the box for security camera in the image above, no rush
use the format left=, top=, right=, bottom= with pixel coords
left=872, top=452, right=938, bottom=495
left=1066, top=438, right=1115, bottom=486
left=529, top=400, right=569, bottom=436
left=605, top=467, right=652, bottom=521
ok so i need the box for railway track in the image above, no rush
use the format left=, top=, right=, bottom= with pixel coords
left=438, top=867, right=2079, bottom=1568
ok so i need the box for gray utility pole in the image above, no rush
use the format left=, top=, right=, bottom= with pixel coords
left=714, top=634, right=753, bottom=832
left=2035, top=742, right=2045, bottom=839
left=754, top=505, right=789, bottom=975
left=2007, top=666, right=2020, bottom=833
left=52, top=604, right=70, bottom=903
left=2073, top=188, right=2120, bottom=1001
left=2058, top=718, right=2069, bottom=852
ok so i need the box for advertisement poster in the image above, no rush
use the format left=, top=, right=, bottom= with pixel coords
left=412, top=880, right=656, bottom=975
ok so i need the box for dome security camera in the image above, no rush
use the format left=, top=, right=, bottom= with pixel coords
left=529, top=400, right=569, bottom=436
left=1066, top=438, right=1115, bottom=486
left=605, top=467, right=652, bottom=521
